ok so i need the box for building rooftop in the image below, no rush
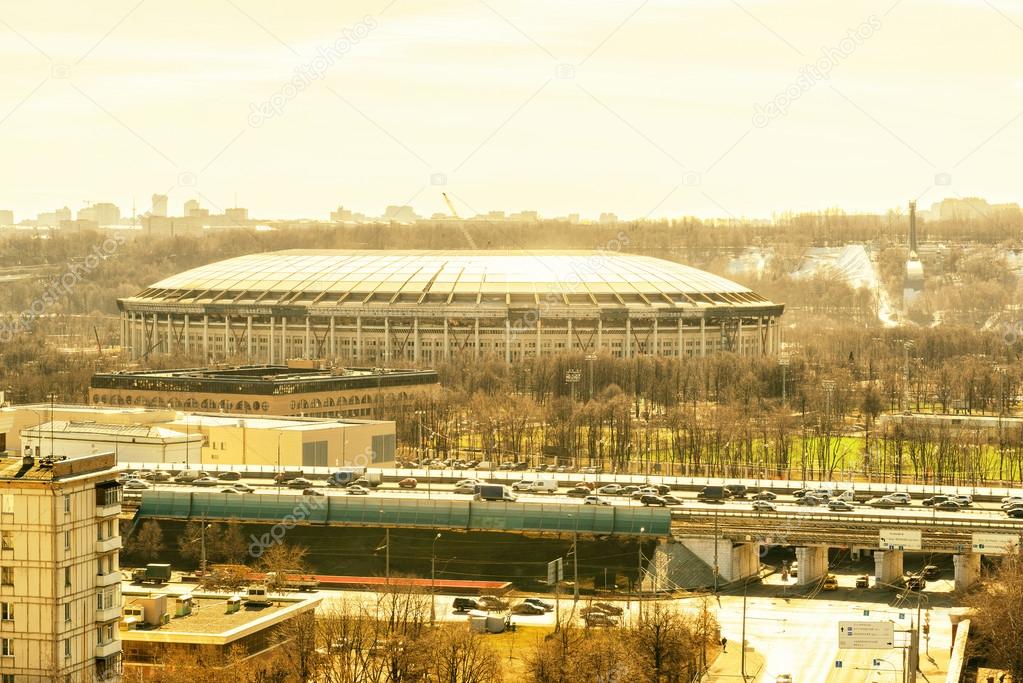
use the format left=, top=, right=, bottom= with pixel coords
left=167, top=414, right=386, bottom=430
left=0, top=451, right=117, bottom=482
left=120, top=591, right=321, bottom=645
left=21, top=420, right=193, bottom=441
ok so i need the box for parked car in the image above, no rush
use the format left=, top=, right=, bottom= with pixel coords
left=751, top=490, right=777, bottom=501
left=775, top=675, right=793, bottom=683
left=591, top=602, right=624, bottom=616
left=512, top=602, right=546, bottom=615
left=398, top=478, right=418, bottom=489
left=921, top=565, right=941, bottom=579
left=346, top=485, right=370, bottom=495
left=288, top=478, right=315, bottom=489
left=583, top=611, right=618, bottom=627
left=828, top=500, right=855, bottom=511
left=452, top=597, right=479, bottom=612
left=751, top=500, right=776, bottom=512
left=855, top=574, right=870, bottom=588
left=822, top=574, right=838, bottom=590
left=655, top=484, right=671, bottom=496
left=217, top=471, right=242, bottom=481
left=640, top=494, right=667, bottom=507
left=192, top=477, right=220, bottom=487
left=583, top=495, right=611, bottom=506
left=477, top=595, right=509, bottom=610
left=524, top=598, right=554, bottom=612
left=1002, top=495, right=1023, bottom=504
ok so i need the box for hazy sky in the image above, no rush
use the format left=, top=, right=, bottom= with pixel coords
left=1, top=0, right=1021, bottom=221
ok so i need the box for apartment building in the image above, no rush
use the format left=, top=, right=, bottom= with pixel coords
left=0, top=452, right=122, bottom=682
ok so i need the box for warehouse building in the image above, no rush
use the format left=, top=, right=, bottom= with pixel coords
left=117, top=250, right=784, bottom=363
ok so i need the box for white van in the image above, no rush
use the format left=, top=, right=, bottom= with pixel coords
left=529, top=479, right=558, bottom=494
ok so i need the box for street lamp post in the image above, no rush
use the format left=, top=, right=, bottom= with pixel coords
left=430, top=532, right=441, bottom=624
left=637, top=527, right=645, bottom=623
left=585, top=353, right=596, bottom=402
left=778, top=354, right=789, bottom=406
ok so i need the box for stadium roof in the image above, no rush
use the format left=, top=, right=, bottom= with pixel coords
left=131, top=250, right=774, bottom=307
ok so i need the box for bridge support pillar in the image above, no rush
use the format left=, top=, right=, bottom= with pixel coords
left=731, top=542, right=761, bottom=582
left=675, top=537, right=761, bottom=584
left=874, top=550, right=904, bottom=585
left=953, top=553, right=981, bottom=591
left=795, top=546, right=829, bottom=586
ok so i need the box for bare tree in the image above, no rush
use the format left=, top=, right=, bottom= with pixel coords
left=417, top=623, right=503, bottom=683
left=966, top=549, right=1023, bottom=680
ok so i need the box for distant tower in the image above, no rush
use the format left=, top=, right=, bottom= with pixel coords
left=183, top=199, right=200, bottom=217
left=908, top=200, right=918, bottom=254
left=903, top=200, right=924, bottom=314
left=151, top=194, right=168, bottom=217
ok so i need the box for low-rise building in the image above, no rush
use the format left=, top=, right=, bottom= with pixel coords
left=119, top=591, right=320, bottom=679
left=0, top=451, right=123, bottom=680
left=20, top=421, right=201, bottom=464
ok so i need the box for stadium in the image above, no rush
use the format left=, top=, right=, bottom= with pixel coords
left=117, top=250, right=784, bottom=363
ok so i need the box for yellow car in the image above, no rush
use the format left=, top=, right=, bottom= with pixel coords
left=822, top=574, right=839, bottom=590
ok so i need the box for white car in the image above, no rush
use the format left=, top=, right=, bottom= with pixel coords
left=597, top=484, right=622, bottom=495
left=583, top=495, right=611, bottom=506
left=346, top=485, right=370, bottom=495
left=122, top=479, right=150, bottom=490
left=511, top=480, right=535, bottom=492
left=885, top=492, right=911, bottom=505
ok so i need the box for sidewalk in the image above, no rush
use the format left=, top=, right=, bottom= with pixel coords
left=704, top=642, right=765, bottom=682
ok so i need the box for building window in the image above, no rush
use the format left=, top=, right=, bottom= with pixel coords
left=1, top=496, right=12, bottom=515
left=0, top=602, right=12, bottom=621
left=1, top=638, right=12, bottom=656
left=64, top=567, right=71, bottom=588
left=64, top=603, right=71, bottom=622
left=63, top=495, right=71, bottom=515
left=1, top=673, right=12, bottom=683
left=0, top=568, right=12, bottom=586
left=64, top=638, right=71, bottom=658
left=64, top=531, right=70, bottom=550
left=0, top=533, right=11, bottom=551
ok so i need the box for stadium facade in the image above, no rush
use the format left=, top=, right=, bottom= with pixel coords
left=117, top=250, right=784, bottom=363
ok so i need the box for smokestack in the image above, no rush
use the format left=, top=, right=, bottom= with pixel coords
left=908, top=200, right=918, bottom=254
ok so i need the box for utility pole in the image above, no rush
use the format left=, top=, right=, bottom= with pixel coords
left=585, top=353, right=596, bottom=401
left=200, top=517, right=209, bottom=579
left=713, top=512, right=719, bottom=595
left=430, top=532, right=441, bottom=624
left=740, top=580, right=748, bottom=680
left=572, top=533, right=579, bottom=602
left=385, top=528, right=390, bottom=586
left=637, top=527, right=645, bottom=623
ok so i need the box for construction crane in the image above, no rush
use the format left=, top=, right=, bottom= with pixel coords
left=441, top=192, right=460, bottom=220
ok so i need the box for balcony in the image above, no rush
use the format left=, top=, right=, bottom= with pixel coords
left=95, top=536, right=121, bottom=554
left=96, top=604, right=121, bottom=623
left=96, top=570, right=122, bottom=587
left=95, top=501, right=121, bottom=518
left=95, top=640, right=121, bottom=658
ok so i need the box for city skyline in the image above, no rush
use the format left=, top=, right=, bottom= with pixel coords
left=1, top=0, right=1022, bottom=220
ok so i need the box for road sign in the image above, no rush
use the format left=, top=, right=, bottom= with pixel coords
left=971, top=532, right=1021, bottom=555
left=838, top=621, right=895, bottom=649
left=879, top=528, right=922, bottom=551
left=546, top=558, right=564, bottom=585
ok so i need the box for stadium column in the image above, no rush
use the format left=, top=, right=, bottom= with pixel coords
left=443, top=318, right=449, bottom=360
left=184, top=315, right=190, bottom=355
left=413, top=317, right=419, bottom=363
left=355, top=316, right=362, bottom=361
left=269, top=316, right=275, bottom=364
left=757, top=316, right=764, bottom=354
left=567, top=318, right=572, bottom=352
left=224, top=316, right=231, bottom=357
left=474, top=318, right=480, bottom=359
left=281, top=317, right=287, bottom=360
left=652, top=318, right=658, bottom=356
left=625, top=318, right=631, bottom=358
left=737, top=317, right=743, bottom=355
left=536, top=317, right=542, bottom=357
left=151, top=314, right=158, bottom=355
left=305, top=318, right=311, bottom=358
left=384, top=316, right=391, bottom=361
left=166, top=314, right=172, bottom=353
left=202, top=315, right=209, bottom=361
left=329, top=316, right=335, bottom=358
left=127, top=312, right=134, bottom=358
left=700, top=317, right=706, bottom=357
left=505, top=318, right=511, bottom=363
left=246, top=316, right=253, bottom=361
left=677, top=319, right=683, bottom=358
left=597, top=317, right=602, bottom=351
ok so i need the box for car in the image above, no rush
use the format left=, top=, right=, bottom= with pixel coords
left=792, top=489, right=809, bottom=498
left=583, top=495, right=611, bottom=506
left=1002, top=501, right=1023, bottom=511
left=640, top=495, right=667, bottom=507
left=288, top=478, right=315, bottom=489
left=217, top=471, right=242, bottom=481
left=512, top=480, right=534, bottom=492
left=398, top=478, right=418, bottom=489
left=346, top=485, right=370, bottom=495
left=452, top=597, right=479, bottom=612
left=512, top=462, right=529, bottom=471
left=192, top=476, right=220, bottom=487
left=949, top=494, right=973, bottom=507
left=477, top=595, right=509, bottom=610
left=219, top=488, right=240, bottom=494
left=583, top=611, right=618, bottom=627
left=498, top=462, right=514, bottom=471
left=1002, top=496, right=1023, bottom=504
left=302, top=488, right=324, bottom=496
left=621, top=485, right=641, bottom=496
left=231, top=483, right=255, bottom=493
left=123, top=479, right=150, bottom=490
left=797, top=495, right=824, bottom=506
left=351, top=477, right=374, bottom=488
left=453, top=483, right=478, bottom=495
left=822, top=574, right=838, bottom=590
left=885, top=492, right=911, bottom=505
left=1008, top=508, right=1023, bottom=518
left=751, top=500, right=776, bottom=512
left=935, top=500, right=961, bottom=512
left=524, top=598, right=554, bottom=612
left=661, top=495, right=684, bottom=506
left=512, top=602, right=546, bottom=615
left=904, top=575, right=926, bottom=590
left=150, top=471, right=172, bottom=482
left=752, top=490, right=777, bottom=501
left=775, top=675, right=793, bottom=683
left=921, top=565, right=941, bottom=579
left=867, top=497, right=899, bottom=508
left=591, top=602, right=624, bottom=616
left=828, top=500, right=854, bottom=511
left=789, top=561, right=798, bottom=577
left=655, top=484, right=671, bottom=496
left=597, top=484, right=621, bottom=496
left=922, top=495, right=950, bottom=506
left=724, top=485, right=748, bottom=498
left=567, top=486, right=591, bottom=498
left=855, top=574, right=870, bottom=588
